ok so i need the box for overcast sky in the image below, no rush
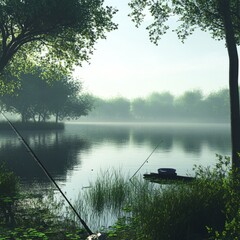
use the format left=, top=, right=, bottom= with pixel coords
left=74, top=0, right=230, bottom=100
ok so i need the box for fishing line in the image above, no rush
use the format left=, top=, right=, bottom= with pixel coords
left=129, top=141, right=162, bottom=182
left=1, top=112, right=94, bottom=236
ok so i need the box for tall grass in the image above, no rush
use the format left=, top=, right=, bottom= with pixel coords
left=74, top=169, right=165, bottom=232
left=85, top=170, right=131, bottom=212
left=73, top=169, right=133, bottom=230
left=130, top=179, right=226, bottom=239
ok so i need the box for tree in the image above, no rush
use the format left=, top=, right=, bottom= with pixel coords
left=146, top=92, right=174, bottom=119
left=86, top=97, right=131, bottom=121
left=175, top=90, right=203, bottom=119
left=50, top=89, right=94, bottom=123
left=131, top=97, right=147, bottom=120
left=203, top=89, right=230, bottom=121
left=1, top=71, right=93, bottom=122
left=1, top=74, right=39, bottom=122
left=108, top=97, right=131, bottom=120
left=0, top=0, right=117, bottom=90
left=129, top=0, right=240, bottom=169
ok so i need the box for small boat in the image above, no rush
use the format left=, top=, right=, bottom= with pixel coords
left=158, top=168, right=177, bottom=176
left=143, top=168, right=194, bottom=183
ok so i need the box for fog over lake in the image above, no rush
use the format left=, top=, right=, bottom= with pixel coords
left=0, top=122, right=231, bottom=198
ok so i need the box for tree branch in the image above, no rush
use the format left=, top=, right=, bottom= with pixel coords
left=0, top=22, right=7, bottom=52
left=10, top=20, right=15, bottom=41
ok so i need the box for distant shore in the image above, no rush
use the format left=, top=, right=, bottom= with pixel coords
left=0, top=121, right=64, bottom=130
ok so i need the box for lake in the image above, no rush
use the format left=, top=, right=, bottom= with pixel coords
left=0, top=122, right=231, bottom=228
left=1, top=121, right=231, bottom=191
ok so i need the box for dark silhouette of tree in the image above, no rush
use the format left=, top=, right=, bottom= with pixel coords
left=0, top=0, right=117, bottom=91
left=1, top=72, right=93, bottom=122
left=55, top=93, right=94, bottom=123
left=129, top=0, right=240, bottom=169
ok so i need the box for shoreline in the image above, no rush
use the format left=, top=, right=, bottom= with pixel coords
left=0, top=121, right=65, bottom=130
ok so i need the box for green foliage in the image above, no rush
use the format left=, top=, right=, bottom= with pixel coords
left=0, top=71, right=93, bottom=122
left=82, top=170, right=131, bottom=213
left=84, top=89, right=230, bottom=122
left=128, top=0, right=240, bottom=44
left=0, top=164, right=19, bottom=226
left=0, top=0, right=118, bottom=87
left=0, top=227, right=48, bottom=240
left=204, top=89, right=230, bottom=119
left=0, top=187, right=88, bottom=240
left=207, top=155, right=240, bottom=240
left=0, top=163, right=19, bottom=197
left=88, top=97, right=131, bottom=121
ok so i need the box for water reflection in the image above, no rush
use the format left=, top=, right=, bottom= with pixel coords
left=130, top=123, right=229, bottom=154
left=0, top=129, right=91, bottom=184
left=66, top=123, right=130, bottom=145
left=0, top=123, right=231, bottom=186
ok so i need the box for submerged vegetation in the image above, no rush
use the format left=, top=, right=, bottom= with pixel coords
left=0, top=164, right=87, bottom=240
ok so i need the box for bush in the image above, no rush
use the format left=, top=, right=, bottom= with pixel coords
left=207, top=156, right=240, bottom=240
left=128, top=176, right=226, bottom=239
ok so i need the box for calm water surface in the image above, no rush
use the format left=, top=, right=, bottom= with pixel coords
left=0, top=122, right=231, bottom=192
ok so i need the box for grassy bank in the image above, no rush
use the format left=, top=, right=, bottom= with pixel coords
left=76, top=155, right=240, bottom=240
left=0, top=121, right=64, bottom=130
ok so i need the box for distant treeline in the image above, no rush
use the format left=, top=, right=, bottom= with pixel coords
left=82, top=89, right=230, bottom=122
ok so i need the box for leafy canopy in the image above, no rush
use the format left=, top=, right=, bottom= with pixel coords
left=0, top=70, right=93, bottom=122
left=0, top=0, right=117, bottom=86
left=129, top=0, right=240, bottom=44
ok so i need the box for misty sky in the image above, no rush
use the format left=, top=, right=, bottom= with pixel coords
left=74, top=0, right=231, bottom=99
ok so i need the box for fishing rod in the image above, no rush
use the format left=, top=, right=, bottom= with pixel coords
left=1, top=112, right=96, bottom=237
left=129, top=141, right=162, bottom=182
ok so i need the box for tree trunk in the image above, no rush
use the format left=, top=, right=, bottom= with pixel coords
left=221, top=0, right=240, bottom=170
left=21, top=113, right=25, bottom=123
left=55, top=112, right=59, bottom=123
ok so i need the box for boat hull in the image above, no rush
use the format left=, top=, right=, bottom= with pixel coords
left=143, top=172, right=195, bottom=183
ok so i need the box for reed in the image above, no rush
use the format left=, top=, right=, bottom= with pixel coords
left=83, top=169, right=131, bottom=213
